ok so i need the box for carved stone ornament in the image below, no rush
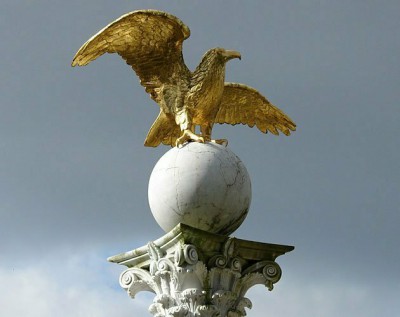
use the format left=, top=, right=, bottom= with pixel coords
left=109, top=224, right=293, bottom=316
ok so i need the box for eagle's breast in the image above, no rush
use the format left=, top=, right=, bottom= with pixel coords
left=188, top=64, right=226, bottom=124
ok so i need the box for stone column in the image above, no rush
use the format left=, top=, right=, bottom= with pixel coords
left=108, top=224, right=293, bottom=317
left=109, top=143, right=294, bottom=316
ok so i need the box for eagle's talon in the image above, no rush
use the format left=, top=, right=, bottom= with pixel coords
left=175, top=130, right=204, bottom=147
left=211, top=139, right=228, bottom=146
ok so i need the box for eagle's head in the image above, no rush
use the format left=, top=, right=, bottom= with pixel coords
left=193, top=48, right=241, bottom=83
left=207, top=47, right=242, bottom=64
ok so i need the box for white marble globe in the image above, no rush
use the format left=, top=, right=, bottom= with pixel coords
left=148, top=142, right=251, bottom=235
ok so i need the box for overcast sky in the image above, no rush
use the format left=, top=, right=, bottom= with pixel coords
left=1, top=1, right=399, bottom=316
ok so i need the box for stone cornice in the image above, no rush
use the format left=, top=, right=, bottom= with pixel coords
left=108, top=223, right=294, bottom=270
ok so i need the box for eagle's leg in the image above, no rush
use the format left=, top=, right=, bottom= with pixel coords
left=175, top=110, right=204, bottom=147
left=201, top=124, right=228, bottom=146
left=176, top=129, right=204, bottom=147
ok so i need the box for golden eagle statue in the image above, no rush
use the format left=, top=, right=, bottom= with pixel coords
left=72, top=10, right=296, bottom=147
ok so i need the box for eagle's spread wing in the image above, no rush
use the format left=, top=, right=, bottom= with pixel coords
left=215, top=83, right=296, bottom=135
left=71, top=10, right=191, bottom=102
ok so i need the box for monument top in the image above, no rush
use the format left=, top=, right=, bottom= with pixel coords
left=72, top=10, right=295, bottom=315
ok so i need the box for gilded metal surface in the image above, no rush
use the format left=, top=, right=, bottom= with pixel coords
left=72, top=10, right=296, bottom=147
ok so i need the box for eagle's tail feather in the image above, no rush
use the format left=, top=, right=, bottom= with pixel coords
left=144, top=111, right=180, bottom=147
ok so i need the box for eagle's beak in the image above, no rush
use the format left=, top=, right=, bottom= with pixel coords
left=223, top=50, right=241, bottom=61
